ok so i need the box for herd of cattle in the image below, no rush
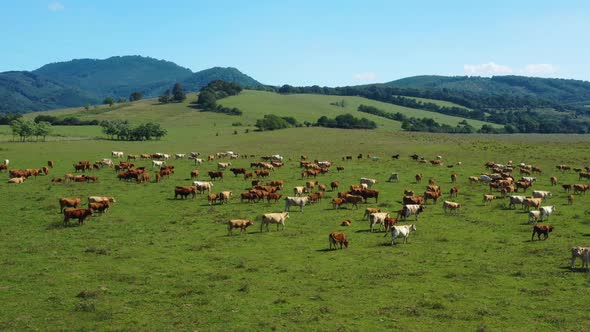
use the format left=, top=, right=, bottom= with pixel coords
left=2, top=151, right=590, bottom=270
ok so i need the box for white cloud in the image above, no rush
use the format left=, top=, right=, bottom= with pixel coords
left=464, top=62, right=513, bottom=76
left=520, top=64, right=559, bottom=76
left=48, top=2, right=64, bottom=11
left=353, top=72, right=377, bottom=82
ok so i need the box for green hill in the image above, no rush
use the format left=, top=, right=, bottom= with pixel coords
left=1, top=56, right=262, bottom=114
left=387, top=75, right=590, bottom=105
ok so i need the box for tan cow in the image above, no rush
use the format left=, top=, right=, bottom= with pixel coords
left=227, top=219, right=255, bottom=235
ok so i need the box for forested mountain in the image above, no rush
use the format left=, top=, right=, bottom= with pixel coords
left=0, top=56, right=262, bottom=113
left=386, top=75, right=590, bottom=106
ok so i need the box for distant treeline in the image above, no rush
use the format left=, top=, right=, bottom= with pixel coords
left=254, top=113, right=376, bottom=131
left=34, top=115, right=99, bottom=126
left=195, top=80, right=243, bottom=115
left=249, top=84, right=590, bottom=133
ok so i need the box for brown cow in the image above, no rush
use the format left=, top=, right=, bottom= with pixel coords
left=341, top=219, right=352, bottom=226
left=451, top=173, right=458, bottom=184
left=550, top=176, right=558, bottom=186
left=330, top=181, right=339, bottom=191
left=88, top=201, right=110, bottom=213
left=345, top=194, right=363, bottom=209
left=531, top=224, right=554, bottom=241
left=568, top=195, right=575, bottom=205
left=208, top=171, right=224, bottom=181
left=175, top=186, right=196, bottom=199
left=266, top=192, right=282, bottom=203
left=208, top=193, right=219, bottom=205
left=383, top=217, right=398, bottom=232
left=403, top=195, right=424, bottom=205
left=47, top=160, right=54, bottom=168
left=190, top=170, right=199, bottom=179
left=59, top=197, right=81, bottom=212
left=424, top=191, right=441, bottom=204
left=332, top=198, right=345, bottom=209
left=227, top=219, right=255, bottom=235
left=415, top=173, right=423, bottom=183
left=336, top=166, right=344, bottom=172
left=329, top=232, right=349, bottom=249
left=449, top=186, right=459, bottom=198
left=63, top=208, right=93, bottom=225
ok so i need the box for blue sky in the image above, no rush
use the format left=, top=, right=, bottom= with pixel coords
left=1, top=0, right=589, bottom=86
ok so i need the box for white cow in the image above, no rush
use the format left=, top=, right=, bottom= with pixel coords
left=388, top=173, right=399, bottom=182
left=479, top=175, right=493, bottom=183
left=3, top=159, right=9, bottom=166
left=540, top=206, right=556, bottom=221
left=390, top=224, right=417, bottom=245
left=175, top=153, right=186, bottom=159
left=112, top=151, right=124, bottom=158
left=317, top=161, right=332, bottom=168
left=293, top=186, right=306, bottom=196
left=522, top=176, right=536, bottom=183
left=285, top=196, right=309, bottom=212
left=400, top=205, right=425, bottom=221
left=190, top=152, right=200, bottom=158
left=88, top=196, right=116, bottom=204
left=162, top=154, right=171, bottom=160
left=218, top=162, right=232, bottom=169
left=369, top=212, right=389, bottom=232
left=100, top=158, right=114, bottom=167
left=271, top=154, right=284, bottom=161
left=152, top=160, right=166, bottom=168
left=193, top=181, right=213, bottom=193
left=508, top=195, right=527, bottom=209
left=528, top=210, right=542, bottom=223
left=261, top=212, right=289, bottom=232
left=443, top=201, right=461, bottom=214
left=533, top=190, right=552, bottom=201
left=570, top=246, right=590, bottom=270
left=360, top=177, right=377, bottom=188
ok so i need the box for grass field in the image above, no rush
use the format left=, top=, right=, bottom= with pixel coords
left=1, top=95, right=590, bottom=331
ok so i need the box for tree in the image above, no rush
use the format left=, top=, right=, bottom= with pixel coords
left=103, top=97, right=115, bottom=107
left=10, top=118, right=35, bottom=142
left=33, top=121, right=52, bottom=141
left=172, top=83, right=186, bottom=102
left=196, top=91, right=217, bottom=109
left=118, top=97, right=126, bottom=103
left=84, top=104, right=91, bottom=111
left=158, top=89, right=171, bottom=103
left=129, top=91, right=143, bottom=102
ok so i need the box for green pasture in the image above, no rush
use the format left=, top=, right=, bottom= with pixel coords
left=0, top=99, right=590, bottom=330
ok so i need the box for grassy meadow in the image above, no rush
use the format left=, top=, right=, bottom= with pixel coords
left=1, top=94, right=590, bottom=331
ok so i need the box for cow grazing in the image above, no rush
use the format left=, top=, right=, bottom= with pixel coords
left=332, top=198, right=345, bottom=210
left=360, top=177, right=377, bottom=188
left=175, top=153, right=186, bottom=159
left=483, top=194, right=496, bottom=205
left=424, top=191, right=441, bottom=204
left=415, top=174, right=423, bottom=183
left=532, top=190, right=552, bottom=201
left=175, top=186, right=196, bottom=199
left=227, top=219, right=254, bottom=235
left=341, top=219, right=352, bottom=226
left=219, top=191, right=232, bottom=204
left=285, top=196, right=309, bottom=212
left=573, top=184, right=589, bottom=194
left=550, top=176, right=558, bottom=186
left=261, top=212, right=289, bottom=232
left=388, top=173, right=399, bottom=182
left=531, top=224, right=554, bottom=241
left=383, top=217, right=398, bottom=232
left=400, top=205, right=425, bottom=221
left=207, top=193, right=219, bottom=205
left=112, top=151, right=124, bottom=158
left=293, top=186, right=307, bottom=196
left=194, top=181, right=213, bottom=194
left=329, top=232, right=349, bottom=249
left=443, top=201, right=461, bottom=214
left=218, top=162, right=231, bottom=170
left=390, top=224, right=417, bottom=245
left=190, top=170, right=199, bottom=179
left=509, top=195, right=526, bottom=209
left=88, top=196, right=116, bottom=204
left=449, top=186, right=459, bottom=198
left=450, top=173, right=458, bottom=184
left=152, top=160, right=166, bottom=168
left=88, top=201, right=110, bottom=213
left=528, top=210, right=541, bottom=223
left=47, top=160, right=54, bottom=168
left=568, top=195, right=575, bottom=205
left=344, top=194, right=364, bottom=209
left=570, top=247, right=590, bottom=270
left=63, top=208, right=93, bottom=225
left=266, top=192, right=282, bottom=203
left=540, top=206, right=556, bottom=221
left=208, top=171, right=224, bottom=181
left=59, top=197, right=81, bottom=212
left=523, top=198, right=543, bottom=211
left=363, top=207, right=381, bottom=220
left=369, top=212, right=389, bottom=232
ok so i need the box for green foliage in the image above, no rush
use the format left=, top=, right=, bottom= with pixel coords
left=255, top=114, right=294, bottom=131
left=33, top=115, right=99, bottom=126
left=172, top=83, right=186, bottom=102
left=99, top=120, right=166, bottom=141
left=0, top=113, right=22, bottom=125
left=129, top=91, right=143, bottom=102
left=316, top=113, right=377, bottom=129
left=117, top=97, right=126, bottom=103
left=9, top=118, right=52, bottom=141
left=195, top=80, right=244, bottom=116
left=103, top=97, right=115, bottom=107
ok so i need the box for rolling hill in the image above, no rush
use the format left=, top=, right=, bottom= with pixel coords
left=0, top=56, right=262, bottom=114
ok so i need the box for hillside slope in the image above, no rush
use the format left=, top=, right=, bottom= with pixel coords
left=1, top=56, right=262, bottom=114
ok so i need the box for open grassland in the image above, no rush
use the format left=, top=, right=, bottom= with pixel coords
left=2, top=122, right=590, bottom=331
